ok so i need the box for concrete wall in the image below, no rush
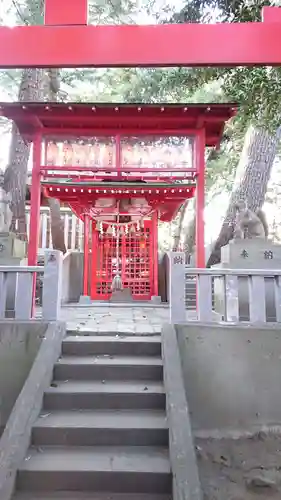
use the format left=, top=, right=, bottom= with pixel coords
left=0, top=322, right=47, bottom=433
left=0, top=322, right=65, bottom=500
left=162, top=324, right=202, bottom=500
left=177, top=323, right=281, bottom=435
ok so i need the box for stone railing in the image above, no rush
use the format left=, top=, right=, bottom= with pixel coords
left=169, top=251, right=281, bottom=324
left=0, top=250, right=63, bottom=321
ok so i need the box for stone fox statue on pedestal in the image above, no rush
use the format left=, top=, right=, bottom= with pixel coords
left=233, top=201, right=269, bottom=240
left=0, top=187, right=12, bottom=233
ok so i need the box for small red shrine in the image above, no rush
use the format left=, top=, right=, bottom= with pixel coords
left=0, top=102, right=236, bottom=301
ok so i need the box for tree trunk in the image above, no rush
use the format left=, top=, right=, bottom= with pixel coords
left=48, top=198, right=67, bottom=254
left=44, top=67, right=67, bottom=254
left=3, top=69, right=45, bottom=238
left=3, top=66, right=66, bottom=253
left=172, top=201, right=188, bottom=249
left=183, top=214, right=196, bottom=255
left=207, top=125, right=281, bottom=267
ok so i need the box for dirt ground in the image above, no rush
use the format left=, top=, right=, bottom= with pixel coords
left=195, top=432, right=281, bottom=500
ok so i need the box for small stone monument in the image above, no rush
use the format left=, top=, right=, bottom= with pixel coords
left=213, top=202, right=281, bottom=321
left=0, top=184, right=27, bottom=316
left=0, top=187, right=12, bottom=233
left=0, top=187, right=27, bottom=261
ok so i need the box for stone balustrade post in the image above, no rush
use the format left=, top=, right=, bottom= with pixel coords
left=169, top=252, right=186, bottom=324
left=42, top=249, right=63, bottom=321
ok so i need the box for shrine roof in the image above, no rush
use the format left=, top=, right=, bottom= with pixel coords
left=42, top=180, right=195, bottom=189
left=0, top=102, right=237, bottom=147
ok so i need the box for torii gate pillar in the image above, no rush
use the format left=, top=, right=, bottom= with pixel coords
left=195, top=130, right=206, bottom=268
left=45, top=0, right=88, bottom=25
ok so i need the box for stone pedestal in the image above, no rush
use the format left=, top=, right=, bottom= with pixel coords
left=214, top=239, right=281, bottom=322
left=221, top=238, right=281, bottom=269
left=0, top=232, right=26, bottom=260
left=151, top=295, right=162, bottom=304
left=79, top=295, right=92, bottom=305
left=0, top=233, right=27, bottom=317
left=110, top=288, right=134, bottom=303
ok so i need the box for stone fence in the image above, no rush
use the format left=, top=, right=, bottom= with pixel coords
left=0, top=250, right=62, bottom=321
left=169, top=251, right=281, bottom=324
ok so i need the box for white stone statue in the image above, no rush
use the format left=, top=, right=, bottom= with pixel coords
left=0, top=187, right=12, bottom=232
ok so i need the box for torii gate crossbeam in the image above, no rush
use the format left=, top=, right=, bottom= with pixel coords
left=0, top=2, right=280, bottom=68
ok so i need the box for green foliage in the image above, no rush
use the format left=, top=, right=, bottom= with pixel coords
left=6, top=0, right=44, bottom=25
left=169, top=0, right=281, bottom=129
left=222, top=67, right=281, bottom=130
left=171, top=0, right=271, bottom=23
left=88, top=0, right=137, bottom=24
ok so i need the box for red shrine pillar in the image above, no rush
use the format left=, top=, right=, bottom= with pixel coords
left=28, top=133, right=42, bottom=267
left=91, top=221, right=98, bottom=299
left=28, top=134, right=42, bottom=315
left=195, top=129, right=206, bottom=268
left=152, top=211, right=159, bottom=296
left=83, top=214, right=90, bottom=296
left=116, top=134, right=122, bottom=179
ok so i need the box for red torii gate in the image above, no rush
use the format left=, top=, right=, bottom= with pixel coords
left=0, top=3, right=280, bottom=68
left=0, top=0, right=280, bottom=278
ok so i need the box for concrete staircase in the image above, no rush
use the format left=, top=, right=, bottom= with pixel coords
left=13, top=334, right=172, bottom=499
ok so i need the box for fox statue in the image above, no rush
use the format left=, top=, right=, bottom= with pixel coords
left=233, top=200, right=268, bottom=240
left=0, top=187, right=12, bottom=233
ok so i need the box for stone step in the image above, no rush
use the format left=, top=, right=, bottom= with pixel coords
left=32, top=410, right=168, bottom=447
left=16, top=446, right=171, bottom=494
left=54, top=356, right=163, bottom=381
left=13, top=492, right=172, bottom=499
left=43, top=380, right=165, bottom=411
left=62, top=336, right=162, bottom=357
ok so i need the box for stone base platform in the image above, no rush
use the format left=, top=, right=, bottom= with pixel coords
left=214, top=238, right=281, bottom=322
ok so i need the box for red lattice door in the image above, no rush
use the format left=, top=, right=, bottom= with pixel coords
left=91, top=221, right=153, bottom=300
